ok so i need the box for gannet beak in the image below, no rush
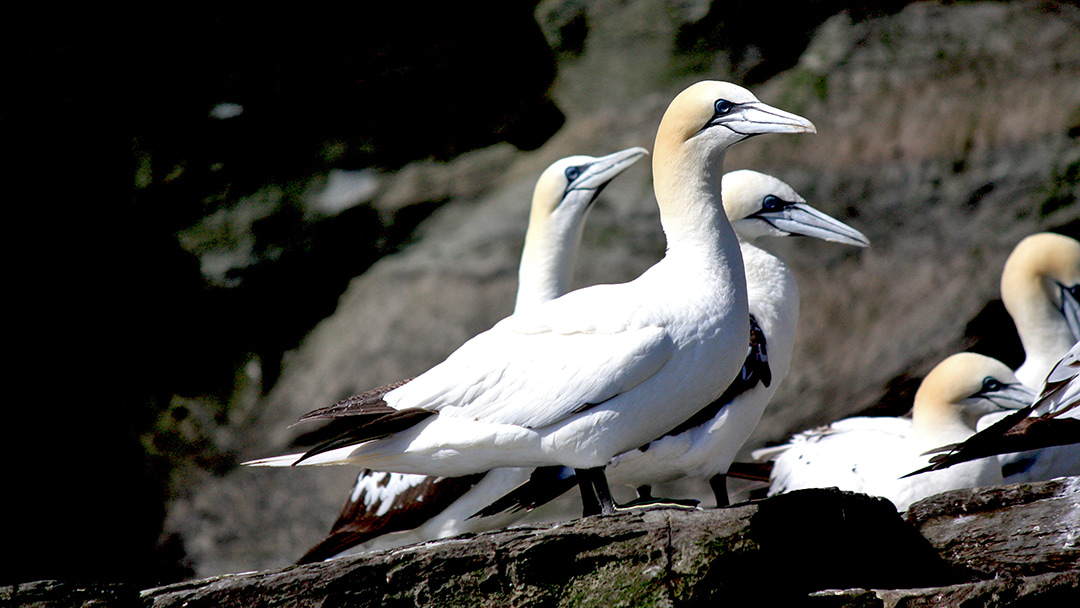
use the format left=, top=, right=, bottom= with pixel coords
left=1059, top=282, right=1080, bottom=343
left=711, top=101, right=817, bottom=136
left=568, top=146, right=649, bottom=194
left=752, top=202, right=870, bottom=247
left=978, top=382, right=1038, bottom=411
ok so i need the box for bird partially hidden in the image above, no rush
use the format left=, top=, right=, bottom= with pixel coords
left=473, top=170, right=870, bottom=519
left=907, top=341, right=1080, bottom=477
left=297, top=146, right=648, bottom=563
left=246, top=80, right=815, bottom=520
left=752, top=352, right=1034, bottom=512
left=983, top=232, right=1080, bottom=483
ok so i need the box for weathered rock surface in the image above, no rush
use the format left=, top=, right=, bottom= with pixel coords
left=7, top=477, right=1076, bottom=607
left=165, top=0, right=1080, bottom=579
left=10, top=0, right=1080, bottom=591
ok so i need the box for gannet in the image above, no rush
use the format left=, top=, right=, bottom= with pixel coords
left=1002, top=232, right=1080, bottom=387
left=298, top=147, right=647, bottom=562
left=985, top=232, right=1080, bottom=482
left=473, top=170, right=870, bottom=516
left=248, top=81, right=816, bottom=517
left=754, top=353, right=1034, bottom=512
left=908, top=342, right=1079, bottom=477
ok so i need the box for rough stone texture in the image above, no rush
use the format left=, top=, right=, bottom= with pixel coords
left=906, top=476, right=1080, bottom=579
left=7, top=479, right=1078, bottom=606
left=810, top=570, right=1080, bottom=608
left=0, top=580, right=141, bottom=608
left=165, top=0, right=1080, bottom=579
left=146, top=490, right=958, bottom=608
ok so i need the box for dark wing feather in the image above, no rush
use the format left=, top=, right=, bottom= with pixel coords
left=294, top=407, right=436, bottom=465
left=298, top=471, right=485, bottom=564
left=295, top=378, right=415, bottom=425
left=469, top=466, right=577, bottom=518
left=903, top=403, right=1080, bottom=478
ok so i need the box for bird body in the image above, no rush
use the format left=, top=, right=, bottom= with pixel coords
left=605, top=170, right=869, bottom=489
left=472, top=171, right=869, bottom=517
left=758, top=352, right=1034, bottom=512
left=249, top=80, right=816, bottom=518
left=914, top=341, right=1080, bottom=479
left=995, top=232, right=1080, bottom=482
left=1002, top=232, right=1080, bottom=388
left=300, top=147, right=647, bottom=561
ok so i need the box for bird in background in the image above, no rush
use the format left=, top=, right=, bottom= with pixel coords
left=297, top=146, right=647, bottom=563
left=909, top=329, right=1079, bottom=478
left=979, top=232, right=1080, bottom=483
left=474, top=169, right=869, bottom=519
left=247, top=80, right=815, bottom=519
left=754, top=352, right=1034, bottom=512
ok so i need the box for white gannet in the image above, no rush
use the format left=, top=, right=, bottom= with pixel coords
left=911, top=341, right=1080, bottom=477
left=754, top=352, right=1034, bottom=512
left=986, top=232, right=1080, bottom=482
left=297, top=147, right=647, bottom=562
left=247, top=81, right=815, bottom=517
left=1002, top=232, right=1080, bottom=387
left=473, top=170, right=870, bottom=516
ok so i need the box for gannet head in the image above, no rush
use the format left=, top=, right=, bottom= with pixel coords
left=914, top=353, right=1035, bottom=436
left=1001, top=232, right=1080, bottom=349
left=721, top=169, right=869, bottom=247
left=652, top=81, right=815, bottom=229
left=656, top=81, right=815, bottom=157
left=517, top=147, right=648, bottom=311
left=529, top=147, right=649, bottom=229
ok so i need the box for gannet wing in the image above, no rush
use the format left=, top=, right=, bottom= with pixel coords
left=298, top=470, right=484, bottom=563
left=391, top=316, right=675, bottom=429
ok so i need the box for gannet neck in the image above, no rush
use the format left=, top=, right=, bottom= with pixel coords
left=515, top=148, right=648, bottom=312
left=1001, top=232, right=1080, bottom=387
left=651, top=81, right=815, bottom=262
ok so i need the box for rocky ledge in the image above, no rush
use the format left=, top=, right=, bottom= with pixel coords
left=7, top=476, right=1077, bottom=607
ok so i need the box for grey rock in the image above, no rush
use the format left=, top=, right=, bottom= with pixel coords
left=166, top=0, right=1080, bottom=579
left=906, top=476, right=1080, bottom=578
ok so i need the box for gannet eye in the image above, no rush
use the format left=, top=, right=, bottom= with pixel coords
left=762, top=195, right=782, bottom=211
left=981, top=377, right=1004, bottom=393
left=714, top=99, right=734, bottom=115
left=565, top=166, right=583, bottom=182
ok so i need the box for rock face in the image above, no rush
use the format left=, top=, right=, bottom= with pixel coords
left=165, top=0, right=1080, bottom=579
left=7, top=477, right=1076, bottom=607
left=9, top=0, right=1079, bottom=591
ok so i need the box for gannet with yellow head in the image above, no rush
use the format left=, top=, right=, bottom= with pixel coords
left=472, top=170, right=869, bottom=516
left=248, top=81, right=815, bottom=517
left=298, top=147, right=647, bottom=562
left=756, top=353, right=1034, bottom=512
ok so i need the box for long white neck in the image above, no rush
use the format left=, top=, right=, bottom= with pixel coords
left=652, top=138, right=741, bottom=277
left=1013, top=298, right=1076, bottom=387
left=514, top=211, right=585, bottom=313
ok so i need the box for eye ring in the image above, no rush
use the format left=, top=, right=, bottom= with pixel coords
left=981, top=377, right=1004, bottom=393
left=714, top=99, right=734, bottom=115
left=565, top=166, right=583, bottom=182
left=762, top=195, right=781, bottom=211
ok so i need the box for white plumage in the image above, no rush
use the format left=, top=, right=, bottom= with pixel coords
left=602, top=170, right=869, bottom=504
left=299, top=147, right=647, bottom=561
left=756, top=352, right=1035, bottom=512
left=992, top=232, right=1080, bottom=482
left=248, top=81, right=816, bottom=517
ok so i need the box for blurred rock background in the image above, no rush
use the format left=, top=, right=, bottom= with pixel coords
left=6, top=0, right=1078, bottom=586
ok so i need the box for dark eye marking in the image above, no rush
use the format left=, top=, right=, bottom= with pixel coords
left=762, top=195, right=783, bottom=211
left=981, top=377, right=1004, bottom=393
left=565, top=166, right=583, bottom=182
left=714, top=99, right=734, bottom=115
